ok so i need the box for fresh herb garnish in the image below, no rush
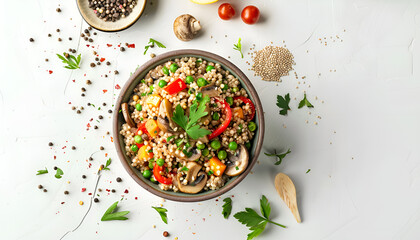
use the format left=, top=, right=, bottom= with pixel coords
left=306, top=169, right=311, bottom=174
left=180, top=166, right=189, bottom=171
left=172, top=95, right=211, bottom=139
left=182, top=150, right=193, bottom=158
left=56, top=53, right=81, bottom=69
left=276, top=93, right=291, bottom=116
left=55, top=167, right=64, bottom=179
left=166, top=136, right=175, bottom=142
left=152, top=206, right=168, bottom=224
left=101, top=201, right=129, bottom=221
left=233, top=38, right=244, bottom=58
left=298, top=93, right=314, bottom=109
left=264, top=148, right=291, bottom=165
left=235, top=166, right=239, bottom=170
left=208, top=170, right=214, bottom=175
left=103, top=158, right=112, bottom=171
left=36, top=168, right=48, bottom=175
left=234, top=195, right=286, bottom=240
left=222, top=197, right=232, bottom=219
left=144, top=38, right=166, bottom=55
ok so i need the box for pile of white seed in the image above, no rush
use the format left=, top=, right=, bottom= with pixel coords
left=251, top=45, right=295, bottom=82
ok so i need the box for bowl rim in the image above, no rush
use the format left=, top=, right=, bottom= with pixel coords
left=113, top=49, right=265, bottom=202
left=76, top=0, right=147, bottom=32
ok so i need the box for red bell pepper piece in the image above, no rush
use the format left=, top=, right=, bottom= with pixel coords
left=137, top=122, right=151, bottom=138
left=153, top=165, right=173, bottom=185
left=163, top=78, right=187, bottom=95
left=234, top=96, right=255, bottom=120
left=208, top=98, right=232, bottom=140
left=135, top=143, right=144, bottom=149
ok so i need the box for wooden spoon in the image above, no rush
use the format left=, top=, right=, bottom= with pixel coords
left=274, top=173, right=301, bottom=223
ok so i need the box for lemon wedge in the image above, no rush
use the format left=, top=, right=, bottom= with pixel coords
left=190, top=0, right=218, bottom=4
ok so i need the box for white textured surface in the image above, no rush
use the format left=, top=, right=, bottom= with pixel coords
left=1, top=0, right=420, bottom=239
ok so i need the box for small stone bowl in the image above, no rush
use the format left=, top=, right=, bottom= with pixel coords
left=113, top=50, right=265, bottom=202
left=76, top=0, right=147, bottom=32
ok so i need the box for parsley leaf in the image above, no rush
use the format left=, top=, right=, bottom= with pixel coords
left=101, top=201, right=129, bottom=221
left=172, top=95, right=211, bottom=139
left=144, top=38, right=166, bottom=55
left=234, top=195, right=286, bottom=240
left=152, top=206, right=168, bottom=224
left=56, top=53, right=81, bottom=69
left=233, top=38, right=244, bottom=58
left=264, top=148, right=291, bottom=165
left=276, top=93, right=291, bottom=116
left=36, top=168, right=48, bottom=175
left=306, top=169, right=311, bottom=174
left=180, top=166, right=189, bottom=171
left=298, top=93, right=314, bottom=109
left=55, top=167, right=64, bottom=179
left=222, top=197, right=232, bottom=219
left=103, top=158, right=112, bottom=171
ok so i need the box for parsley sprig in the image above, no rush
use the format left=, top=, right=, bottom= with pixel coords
left=234, top=195, right=286, bottom=240
left=101, top=201, right=130, bottom=221
left=298, top=93, right=314, bottom=109
left=144, top=38, right=166, bottom=55
left=56, top=53, right=81, bottom=69
left=233, top=38, right=244, bottom=58
left=264, top=148, right=291, bottom=165
left=276, top=93, right=291, bottom=116
left=222, top=197, right=232, bottom=219
left=36, top=168, right=48, bottom=175
left=102, top=158, right=111, bottom=171
left=152, top=206, right=168, bottom=224
left=172, top=95, right=211, bottom=139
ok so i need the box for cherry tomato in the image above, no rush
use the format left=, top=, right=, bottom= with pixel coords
left=241, top=5, right=260, bottom=25
left=218, top=3, right=235, bottom=20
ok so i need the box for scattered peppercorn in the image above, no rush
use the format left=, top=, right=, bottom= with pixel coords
left=56, top=8, right=61, bottom=12
left=106, top=61, right=111, bottom=66
left=88, top=38, right=93, bottom=42
left=84, top=29, right=89, bottom=33
left=98, top=188, right=102, bottom=192
left=80, top=107, right=84, bottom=110
left=114, top=70, right=119, bottom=74
left=94, top=198, right=99, bottom=203
left=86, top=80, right=92, bottom=85
left=94, top=125, right=98, bottom=129
left=111, top=189, right=116, bottom=193
left=116, top=177, right=122, bottom=182
left=82, top=175, right=86, bottom=179
left=77, top=110, right=81, bottom=114
left=64, top=191, right=69, bottom=195
left=102, top=103, right=107, bottom=106
left=88, top=26, right=92, bottom=30
left=163, top=231, right=169, bottom=237
left=58, top=38, right=62, bottom=42
left=120, top=47, right=125, bottom=52
left=71, top=106, right=76, bottom=110
left=38, top=185, right=43, bottom=189
left=106, top=131, right=110, bottom=135
left=81, top=87, right=86, bottom=92
left=69, top=37, right=72, bottom=41
left=43, top=189, right=47, bottom=192
left=108, top=110, right=113, bottom=113
left=54, top=166, right=58, bottom=170
left=93, top=32, right=97, bottom=35
left=104, top=74, right=108, bottom=78
left=95, top=57, right=99, bottom=61
left=97, top=62, right=101, bottom=65
left=48, top=142, right=54, bottom=146
left=90, top=63, right=96, bottom=67
left=65, top=53, right=69, bottom=58
left=89, top=157, right=93, bottom=161
left=48, top=34, right=52, bottom=37
left=153, top=116, right=157, bottom=120
left=80, top=33, right=85, bottom=37
left=45, top=58, right=49, bottom=62
left=98, top=115, right=103, bottom=119
left=84, top=37, right=88, bottom=41
left=29, top=38, right=34, bottom=42
left=87, top=103, right=91, bottom=106
left=81, top=93, right=85, bottom=97
left=56, top=29, right=60, bottom=32
left=72, top=146, right=76, bottom=150
left=100, top=146, right=104, bottom=150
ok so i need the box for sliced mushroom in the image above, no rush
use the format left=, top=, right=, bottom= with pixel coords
left=173, top=14, right=201, bottom=41
left=199, top=84, right=220, bottom=98
left=177, top=171, right=207, bottom=194
left=224, top=144, right=249, bottom=176
left=176, top=148, right=202, bottom=161
left=145, top=66, right=163, bottom=80
left=121, top=103, right=135, bottom=128
left=157, top=99, right=178, bottom=133
left=184, top=162, right=202, bottom=182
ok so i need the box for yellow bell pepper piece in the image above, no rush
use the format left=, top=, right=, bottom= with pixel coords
left=146, top=94, right=162, bottom=108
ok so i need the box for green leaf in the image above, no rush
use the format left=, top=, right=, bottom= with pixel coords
left=298, top=93, right=314, bottom=109
left=186, top=125, right=211, bottom=139
left=260, top=195, right=271, bottom=219
left=264, top=148, right=291, bottom=165
left=172, top=105, right=189, bottom=130
left=36, top=168, right=48, bottom=175
left=234, top=208, right=266, bottom=228
left=233, top=38, right=244, bottom=58
left=105, top=158, right=112, bottom=168
left=277, top=93, right=291, bottom=116
left=180, top=166, right=189, bottom=171
left=149, top=38, right=166, bottom=48
left=101, top=201, right=129, bottom=221
left=222, top=197, right=232, bottom=219
left=187, top=95, right=210, bottom=129
left=143, top=45, right=150, bottom=55
left=247, top=225, right=265, bottom=240
left=152, top=206, right=168, bottom=224
left=56, top=53, right=81, bottom=69
left=306, top=169, right=311, bottom=174
left=55, top=168, right=64, bottom=179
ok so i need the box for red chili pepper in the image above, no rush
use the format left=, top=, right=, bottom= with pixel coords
left=208, top=98, right=232, bottom=140
left=164, top=79, right=187, bottom=95
left=153, top=165, right=173, bottom=185
left=234, top=96, right=255, bottom=120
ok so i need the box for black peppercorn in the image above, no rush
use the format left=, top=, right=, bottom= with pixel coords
left=56, top=8, right=61, bottom=12
left=94, top=198, right=99, bottom=203
left=48, top=142, right=54, bottom=146
left=64, top=191, right=69, bottom=195
left=100, top=146, right=104, bottom=150
left=38, top=185, right=43, bottom=189
left=89, top=157, right=93, bottom=161
left=153, top=116, right=157, bottom=120
left=120, top=47, right=125, bottom=52
left=111, top=189, right=116, bottom=193
left=77, top=110, right=81, bottom=114
left=82, top=175, right=86, bottom=179
left=54, top=166, right=57, bottom=170
left=72, top=146, right=76, bottom=150
left=29, top=38, right=34, bottom=42
left=116, top=177, right=122, bottom=182
left=98, top=115, right=103, bottom=119
left=43, top=189, right=47, bottom=192
left=94, top=125, right=98, bottom=129
left=108, top=110, right=112, bottom=113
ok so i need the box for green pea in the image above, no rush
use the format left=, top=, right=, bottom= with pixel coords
left=197, top=78, right=208, bottom=87
left=148, top=159, right=155, bottom=169
left=197, top=143, right=205, bottom=150
left=218, top=150, right=227, bottom=160
left=248, top=122, right=257, bottom=131
left=156, top=158, right=165, bottom=167
left=229, top=142, right=238, bottom=151
left=245, top=142, right=251, bottom=149
left=170, top=63, right=179, bottom=73
left=134, top=135, right=143, bottom=144
left=212, top=112, right=220, bottom=120
left=150, top=176, right=158, bottom=183
left=196, top=92, right=203, bottom=100
left=232, top=87, right=239, bottom=93
left=211, top=140, right=221, bottom=150
left=222, top=83, right=228, bottom=91
left=185, top=76, right=194, bottom=84
left=135, top=103, right=142, bottom=111
left=131, top=144, right=139, bottom=152
left=142, top=169, right=152, bottom=178
left=158, top=80, right=167, bottom=88
left=202, top=148, right=210, bottom=157
left=226, top=97, right=233, bottom=106
left=162, top=66, right=169, bottom=75
left=206, top=65, right=215, bottom=72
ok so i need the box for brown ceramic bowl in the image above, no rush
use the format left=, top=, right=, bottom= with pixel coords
left=76, top=0, right=147, bottom=32
left=113, top=50, right=264, bottom=202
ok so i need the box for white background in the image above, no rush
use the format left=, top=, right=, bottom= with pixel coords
left=1, top=0, right=420, bottom=239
